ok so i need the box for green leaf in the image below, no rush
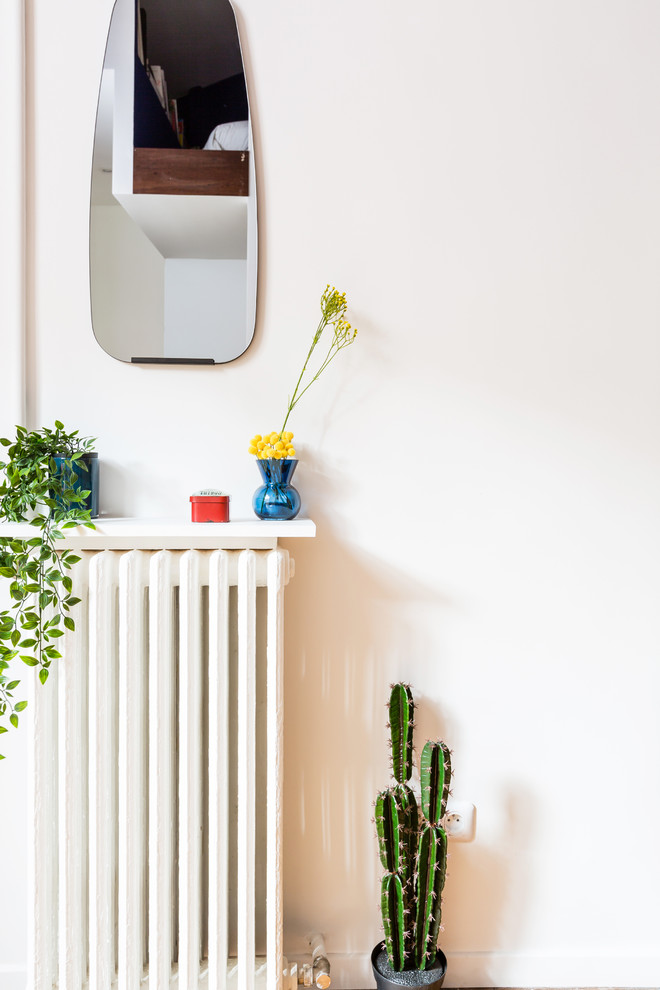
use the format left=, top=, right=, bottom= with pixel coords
left=10, top=713, right=18, bottom=729
left=39, top=668, right=49, bottom=685
left=15, top=700, right=27, bottom=712
left=63, top=617, right=75, bottom=632
left=21, top=656, right=39, bottom=666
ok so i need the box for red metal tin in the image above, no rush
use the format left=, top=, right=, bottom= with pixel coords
left=190, top=493, right=230, bottom=523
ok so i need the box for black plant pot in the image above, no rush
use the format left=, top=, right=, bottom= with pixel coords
left=371, top=943, right=447, bottom=990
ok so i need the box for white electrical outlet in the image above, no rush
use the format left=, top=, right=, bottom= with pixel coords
left=443, top=801, right=476, bottom=841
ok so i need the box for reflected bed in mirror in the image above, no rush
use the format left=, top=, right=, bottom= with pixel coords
left=90, top=0, right=257, bottom=364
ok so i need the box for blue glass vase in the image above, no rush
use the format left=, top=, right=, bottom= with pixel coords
left=253, top=458, right=301, bottom=520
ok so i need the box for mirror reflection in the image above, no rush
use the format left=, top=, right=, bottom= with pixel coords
left=90, top=0, right=257, bottom=364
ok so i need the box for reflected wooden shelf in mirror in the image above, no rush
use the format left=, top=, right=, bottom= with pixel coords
left=133, top=148, right=249, bottom=196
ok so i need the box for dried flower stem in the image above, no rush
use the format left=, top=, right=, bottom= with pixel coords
left=280, top=285, right=357, bottom=434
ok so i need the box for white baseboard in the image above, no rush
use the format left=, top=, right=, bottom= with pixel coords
left=323, top=951, right=660, bottom=988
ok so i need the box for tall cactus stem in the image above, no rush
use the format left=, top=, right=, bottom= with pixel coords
left=376, top=789, right=404, bottom=874
left=381, top=873, right=406, bottom=971
left=394, top=782, right=418, bottom=881
left=414, top=824, right=448, bottom=969
left=420, top=740, right=451, bottom=825
left=389, top=683, right=414, bottom=784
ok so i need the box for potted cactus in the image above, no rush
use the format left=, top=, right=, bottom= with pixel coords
left=372, top=683, right=451, bottom=990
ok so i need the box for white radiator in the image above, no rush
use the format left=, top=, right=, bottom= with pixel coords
left=27, top=547, right=290, bottom=990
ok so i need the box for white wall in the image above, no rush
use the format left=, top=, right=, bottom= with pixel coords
left=1, top=0, right=659, bottom=987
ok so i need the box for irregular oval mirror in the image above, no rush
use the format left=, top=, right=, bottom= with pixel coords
left=90, top=0, right=257, bottom=364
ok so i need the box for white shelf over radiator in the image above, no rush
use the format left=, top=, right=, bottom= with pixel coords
left=0, top=515, right=316, bottom=550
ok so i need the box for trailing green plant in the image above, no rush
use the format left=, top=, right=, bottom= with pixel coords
left=0, top=422, right=96, bottom=756
left=375, top=683, right=452, bottom=972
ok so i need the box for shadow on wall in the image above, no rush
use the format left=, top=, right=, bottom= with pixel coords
left=280, top=517, right=443, bottom=957
left=441, top=785, right=539, bottom=979
left=279, top=512, right=537, bottom=971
